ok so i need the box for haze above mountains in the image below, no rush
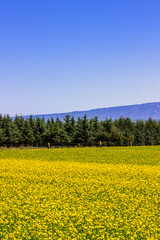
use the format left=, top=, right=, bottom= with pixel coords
left=20, top=102, right=160, bottom=121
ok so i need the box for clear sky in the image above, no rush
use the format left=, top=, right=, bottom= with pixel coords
left=0, top=0, right=160, bottom=116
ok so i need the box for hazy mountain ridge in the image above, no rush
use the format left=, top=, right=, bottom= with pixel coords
left=17, top=102, right=160, bottom=121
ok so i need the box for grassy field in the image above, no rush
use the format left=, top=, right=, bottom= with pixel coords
left=0, top=147, right=160, bottom=239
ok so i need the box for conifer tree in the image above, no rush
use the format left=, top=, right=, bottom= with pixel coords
left=73, top=117, right=84, bottom=144
left=34, top=117, right=45, bottom=146
left=22, top=120, right=35, bottom=145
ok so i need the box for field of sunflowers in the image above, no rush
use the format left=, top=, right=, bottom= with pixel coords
left=0, top=146, right=160, bottom=239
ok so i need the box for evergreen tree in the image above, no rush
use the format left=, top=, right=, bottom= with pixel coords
left=29, top=115, right=36, bottom=131
left=64, top=115, right=73, bottom=143
left=2, top=114, right=12, bottom=145
left=0, top=113, right=160, bottom=148
left=9, top=121, right=21, bottom=146
left=34, top=117, right=45, bottom=146
left=82, top=114, right=91, bottom=144
left=145, top=118, right=157, bottom=145
left=155, top=121, right=160, bottom=145
left=134, top=120, right=145, bottom=146
left=22, top=120, right=35, bottom=145
left=73, top=117, right=84, bottom=144
left=0, top=114, right=8, bottom=145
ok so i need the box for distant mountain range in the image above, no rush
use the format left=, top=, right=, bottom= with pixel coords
left=20, top=102, right=160, bottom=121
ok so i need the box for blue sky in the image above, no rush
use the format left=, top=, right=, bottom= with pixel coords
left=0, top=0, right=160, bottom=116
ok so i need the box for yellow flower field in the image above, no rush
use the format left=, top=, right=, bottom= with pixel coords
left=0, top=147, right=160, bottom=239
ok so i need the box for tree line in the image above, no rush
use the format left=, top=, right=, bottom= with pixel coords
left=0, top=114, right=160, bottom=147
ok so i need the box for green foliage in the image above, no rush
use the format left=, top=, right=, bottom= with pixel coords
left=0, top=114, right=160, bottom=147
